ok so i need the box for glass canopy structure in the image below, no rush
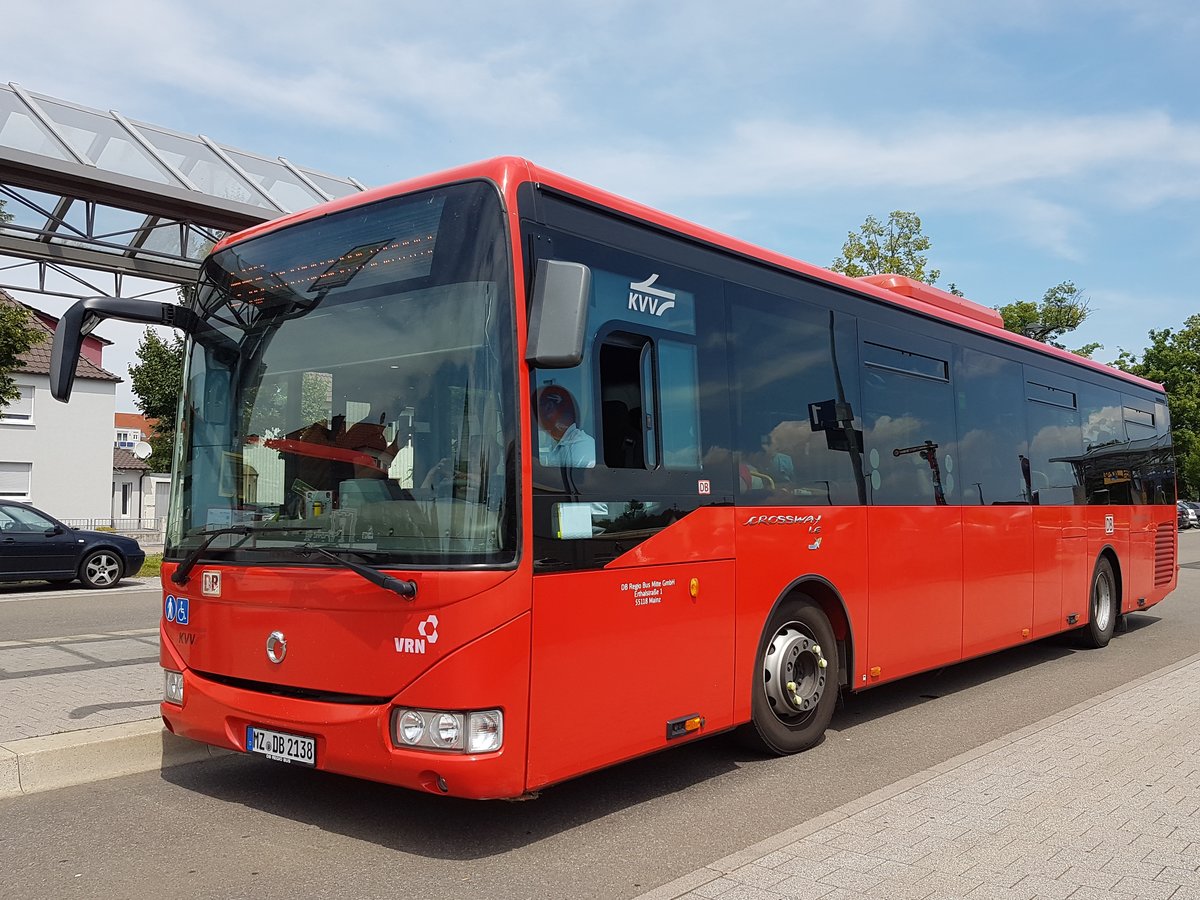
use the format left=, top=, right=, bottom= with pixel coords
left=0, top=82, right=366, bottom=298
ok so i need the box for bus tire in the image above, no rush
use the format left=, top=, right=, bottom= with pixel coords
left=1078, top=556, right=1117, bottom=649
left=741, top=598, right=839, bottom=755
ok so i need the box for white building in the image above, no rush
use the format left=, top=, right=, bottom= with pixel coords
left=0, top=291, right=119, bottom=519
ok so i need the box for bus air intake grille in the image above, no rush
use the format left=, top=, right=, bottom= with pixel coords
left=1154, top=524, right=1176, bottom=586
left=194, top=670, right=391, bottom=706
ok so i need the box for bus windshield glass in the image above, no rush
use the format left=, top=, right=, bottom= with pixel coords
left=165, top=181, right=517, bottom=567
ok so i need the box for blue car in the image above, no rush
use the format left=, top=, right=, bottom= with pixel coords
left=0, top=499, right=145, bottom=588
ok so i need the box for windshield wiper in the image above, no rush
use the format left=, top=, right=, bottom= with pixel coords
left=291, top=544, right=417, bottom=600
left=170, top=524, right=321, bottom=586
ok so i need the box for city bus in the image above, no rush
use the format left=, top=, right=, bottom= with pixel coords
left=49, top=157, right=1178, bottom=799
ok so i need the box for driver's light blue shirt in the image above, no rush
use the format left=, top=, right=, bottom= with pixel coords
left=543, top=424, right=596, bottom=469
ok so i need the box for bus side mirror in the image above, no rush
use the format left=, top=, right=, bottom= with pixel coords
left=526, top=259, right=590, bottom=369
left=50, top=297, right=198, bottom=402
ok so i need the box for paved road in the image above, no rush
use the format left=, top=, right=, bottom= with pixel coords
left=0, top=580, right=159, bottom=641
left=2, top=535, right=1198, bottom=900
left=0, top=582, right=161, bottom=742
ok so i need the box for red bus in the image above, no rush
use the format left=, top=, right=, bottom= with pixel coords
left=50, top=157, right=1178, bottom=799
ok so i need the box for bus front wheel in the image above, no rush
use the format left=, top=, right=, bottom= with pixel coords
left=1079, top=556, right=1117, bottom=649
left=742, top=598, right=839, bottom=755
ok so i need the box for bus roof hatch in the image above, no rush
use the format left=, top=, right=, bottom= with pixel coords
left=859, top=274, right=1004, bottom=329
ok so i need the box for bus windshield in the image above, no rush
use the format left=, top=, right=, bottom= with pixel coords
left=165, top=181, right=517, bottom=567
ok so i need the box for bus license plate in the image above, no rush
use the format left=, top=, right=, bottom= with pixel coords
left=245, top=726, right=316, bottom=766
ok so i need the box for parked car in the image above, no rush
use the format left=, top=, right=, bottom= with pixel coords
left=1179, top=500, right=1198, bottom=530
left=1184, top=500, right=1200, bottom=527
left=0, top=500, right=145, bottom=588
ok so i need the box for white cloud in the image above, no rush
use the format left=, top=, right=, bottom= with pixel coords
left=553, top=110, right=1199, bottom=264
left=7, top=2, right=567, bottom=135
left=568, top=112, right=1198, bottom=201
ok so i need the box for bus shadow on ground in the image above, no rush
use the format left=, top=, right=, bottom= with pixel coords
left=159, top=731, right=749, bottom=859
left=157, top=613, right=1163, bottom=860
left=828, top=611, right=1162, bottom=732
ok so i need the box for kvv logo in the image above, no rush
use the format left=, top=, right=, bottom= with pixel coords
left=628, top=274, right=676, bottom=317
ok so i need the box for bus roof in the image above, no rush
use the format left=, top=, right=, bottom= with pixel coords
left=212, top=156, right=1165, bottom=396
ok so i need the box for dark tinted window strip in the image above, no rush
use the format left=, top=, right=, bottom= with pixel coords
left=863, top=342, right=949, bottom=381
left=1027, top=382, right=1078, bottom=409
left=1124, top=406, right=1155, bottom=428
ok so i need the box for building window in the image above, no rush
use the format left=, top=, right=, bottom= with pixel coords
left=0, top=462, right=32, bottom=501
left=121, top=482, right=133, bottom=515
left=115, top=429, right=139, bottom=449
left=1, top=385, right=34, bottom=425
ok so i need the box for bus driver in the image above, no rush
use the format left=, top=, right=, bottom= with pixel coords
left=537, top=385, right=596, bottom=468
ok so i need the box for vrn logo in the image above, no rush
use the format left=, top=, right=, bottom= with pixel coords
left=628, top=274, right=676, bottom=317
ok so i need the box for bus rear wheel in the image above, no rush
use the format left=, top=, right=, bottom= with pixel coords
left=741, top=598, right=839, bottom=755
left=1078, top=556, right=1117, bottom=649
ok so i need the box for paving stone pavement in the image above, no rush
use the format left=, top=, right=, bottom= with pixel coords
left=0, top=629, right=160, bottom=742
left=644, top=653, right=1200, bottom=900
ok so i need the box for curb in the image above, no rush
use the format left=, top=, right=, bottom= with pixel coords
left=0, top=719, right=228, bottom=800
left=637, top=649, right=1200, bottom=900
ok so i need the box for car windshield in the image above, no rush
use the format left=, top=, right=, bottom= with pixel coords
left=165, top=181, right=517, bottom=567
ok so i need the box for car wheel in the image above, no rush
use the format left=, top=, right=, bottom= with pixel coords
left=79, top=549, right=124, bottom=589
left=740, top=597, right=839, bottom=755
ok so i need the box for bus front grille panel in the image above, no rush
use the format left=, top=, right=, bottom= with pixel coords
left=194, top=670, right=391, bottom=706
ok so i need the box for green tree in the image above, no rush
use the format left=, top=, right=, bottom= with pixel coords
left=128, top=329, right=185, bottom=471
left=997, top=281, right=1099, bottom=356
left=0, top=297, right=43, bottom=410
left=1115, top=314, right=1200, bottom=499
left=831, top=211, right=942, bottom=285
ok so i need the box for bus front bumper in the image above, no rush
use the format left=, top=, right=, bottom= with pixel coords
left=159, top=616, right=531, bottom=800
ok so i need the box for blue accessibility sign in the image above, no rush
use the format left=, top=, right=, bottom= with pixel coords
left=164, top=595, right=190, bottom=625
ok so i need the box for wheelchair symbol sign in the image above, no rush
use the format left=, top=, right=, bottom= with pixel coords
left=165, top=595, right=190, bottom=625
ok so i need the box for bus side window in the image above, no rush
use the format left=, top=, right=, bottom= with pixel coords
left=657, top=340, right=701, bottom=470
left=728, top=287, right=864, bottom=506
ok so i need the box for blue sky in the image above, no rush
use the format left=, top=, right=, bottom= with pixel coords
left=6, top=0, right=1199, bottom=410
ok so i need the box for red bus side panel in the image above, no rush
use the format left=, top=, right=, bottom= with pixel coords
left=1060, top=506, right=1092, bottom=626
left=962, top=507, right=1034, bottom=659
left=527, top=558, right=735, bottom=791
left=1031, top=508, right=1064, bottom=637
left=866, top=507, right=963, bottom=683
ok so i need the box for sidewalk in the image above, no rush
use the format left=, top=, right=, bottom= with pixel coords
left=642, top=653, right=1200, bottom=900
left=0, top=588, right=219, bottom=798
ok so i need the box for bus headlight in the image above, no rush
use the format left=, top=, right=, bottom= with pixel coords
left=433, top=713, right=461, bottom=747
left=397, top=710, right=425, bottom=745
left=390, top=707, right=503, bottom=753
left=163, top=670, right=184, bottom=705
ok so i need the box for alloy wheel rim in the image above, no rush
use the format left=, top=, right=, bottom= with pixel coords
left=87, top=554, right=119, bottom=586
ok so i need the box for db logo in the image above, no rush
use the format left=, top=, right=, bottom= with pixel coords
left=418, top=615, right=439, bottom=644
left=201, top=571, right=221, bottom=597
